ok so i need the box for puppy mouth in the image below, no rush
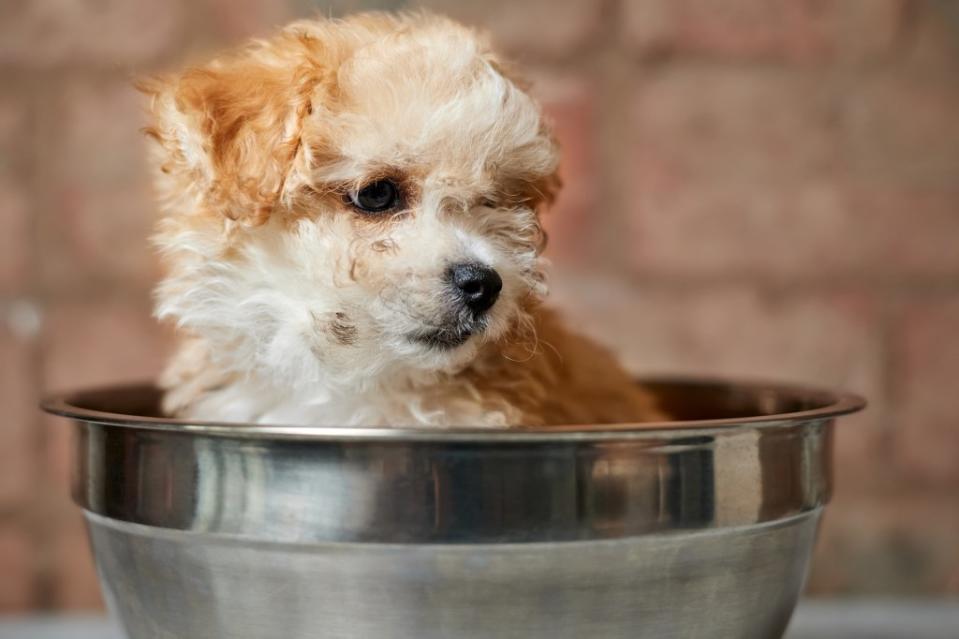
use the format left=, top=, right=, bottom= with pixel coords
left=410, top=328, right=473, bottom=350
left=409, top=317, right=486, bottom=350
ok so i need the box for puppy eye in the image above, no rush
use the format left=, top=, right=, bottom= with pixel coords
left=348, top=179, right=400, bottom=214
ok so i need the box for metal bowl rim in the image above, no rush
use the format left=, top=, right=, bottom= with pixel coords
left=41, top=375, right=866, bottom=442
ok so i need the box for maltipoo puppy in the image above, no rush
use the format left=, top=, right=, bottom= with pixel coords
left=140, top=12, right=662, bottom=427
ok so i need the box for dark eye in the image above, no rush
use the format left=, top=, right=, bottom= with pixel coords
left=349, top=179, right=400, bottom=213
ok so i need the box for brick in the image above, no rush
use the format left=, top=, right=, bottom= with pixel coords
left=0, top=180, right=31, bottom=294
left=47, top=509, right=104, bottom=611
left=833, top=0, right=912, bottom=63
left=891, top=296, right=959, bottom=486
left=808, top=492, right=959, bottom=595
left=38, top=80, right=159, bottom=292
left=903, top=1, right=959, bottom=76
left=630, top=177, right=841, bottom=280
left=0, top=0, right=183, bottom=68
left=530, top=74, right=598, bottom=264
left=417, top=0, right=603, bottom=59
left=200, top=0, right=296, bottom=42
left=0, top=306, right=39, bottom=512
left=622, top=0, right=836, bottom=62
left=42, top=296, right=169, bottom=392
left=0, top=92, right=29, bottom=174
left=548, top=272, right=883, bottom=489
left=622, top=0, right=910, bottom=63
left=631, top=177, right=959, bottom=281
left=0, top=523, right=36, bottom=611
left=629, top=67, right=838, bottom=279
left=842, top=71, right=959, bottom=190
left=629, top=66, right=959, bottom=281
left=838, top=186, right=959, bottom=279
left=634, top=67, right=838, bottom=186
left=0, top=94, right=32, bottom=294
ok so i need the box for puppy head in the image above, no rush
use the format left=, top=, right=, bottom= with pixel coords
left=143, top=13, right=559, bottom=392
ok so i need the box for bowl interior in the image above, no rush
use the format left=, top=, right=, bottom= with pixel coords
left=47, top=377, right=863, bottom=432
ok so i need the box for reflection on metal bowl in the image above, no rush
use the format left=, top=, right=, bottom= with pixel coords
left=43, top=378, right=864, bottom=639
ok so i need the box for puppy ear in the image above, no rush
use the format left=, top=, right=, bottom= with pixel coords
left=482, top=52, right=563, bottom=215
left=533, top=167, right=562, bottom=212
left=138, top=38, right=319, bottom=225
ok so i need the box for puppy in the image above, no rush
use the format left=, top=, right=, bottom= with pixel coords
left=140, top=12, right=663, bottom=427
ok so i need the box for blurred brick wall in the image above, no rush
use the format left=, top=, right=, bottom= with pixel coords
left=1, top=0, right=958, bottom=611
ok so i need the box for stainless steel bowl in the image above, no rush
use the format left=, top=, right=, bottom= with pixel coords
left=43, top=378, right=863, bottom=639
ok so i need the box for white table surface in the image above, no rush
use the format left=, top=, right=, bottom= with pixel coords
left=2, top=600, right=958, bottom=639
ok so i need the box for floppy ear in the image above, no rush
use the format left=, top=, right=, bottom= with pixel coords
left=532, top=164, right=562, bottom=213
left=138, top=38, right=320, bottom=225
left=481, top=52, right=563, bottom=215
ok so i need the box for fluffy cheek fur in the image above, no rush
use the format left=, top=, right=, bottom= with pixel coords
left=156, top=201, right=546, bottom=396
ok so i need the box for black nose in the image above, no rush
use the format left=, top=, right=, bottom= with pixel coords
left=448, top=263, right=503, bottom=315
